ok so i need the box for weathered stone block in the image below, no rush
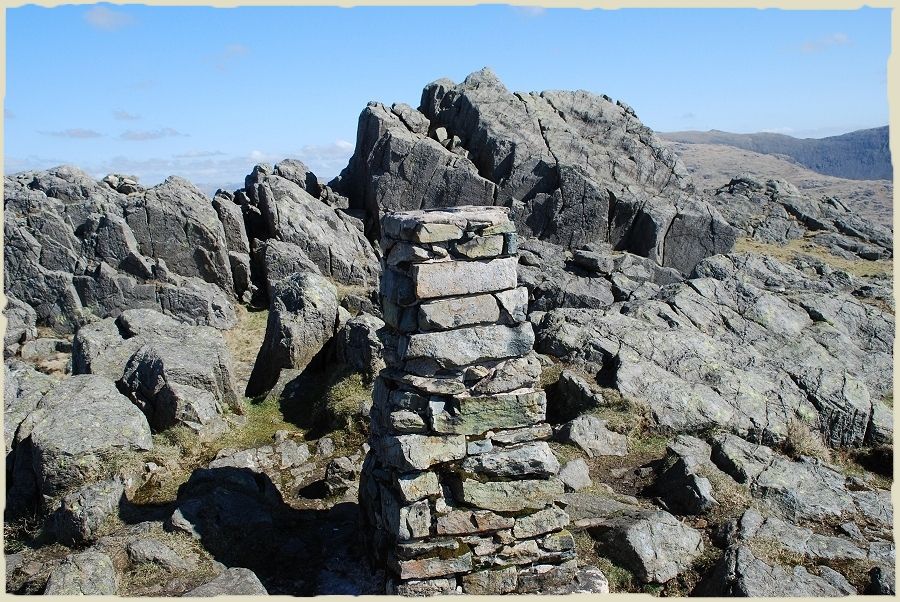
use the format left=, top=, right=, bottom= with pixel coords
left=429, top=389, right=547, bottom=436
left=396, top=471, right=442, bottom=503
left=512, top=506, right=570, bottom=539
left=401, top=322, right=534, bottom=368
left=411, top=256, right=518, bottom=300
left=390, top=552, right=473, bottom=580
left=436, top=510, right=515, bottom=535
left=462, top=567, right=518, bottom=594
left=376, top=434, right=466, bottom=471
left=452, top=235, right=504, bottom=259
left=452, top=478, right=565, bottom=512
left=460, top=441, right=560, bottom=479
left=418, top=293, right=501, bottom=331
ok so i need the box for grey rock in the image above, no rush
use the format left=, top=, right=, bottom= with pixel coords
left=375, top=433, right=466, bottom=471
left=4, top=295, right=37, bottom=355
left=558, top=458, right=592, bottom=492
left=450, top=477, right=564, bottom=512
left=700, top=544, right=851, bottom=596
left=462, top=567, right=517, bottom=594
left=19, top=374, right=152, bottom=504
left=246, top=272, right=339, bottom=396
left=461, top=441, right=560, bottom=479
left=409, top=256, right=519, bottom=300
left=126, top=537, right=194, bottom=572
left=591, top=508, right=703, bottom=583
left=557, top=415, right=628, bottom=457
left=252, top=170, right=379, bottom=287
left=867, top=565, right=895, bottom=595
left=43, top=550, right=117, bottom=595
left=185, top=567, right=268, bottom=596
left=401, top=322, right=534, bottom=369
left=52, top=479, right=125, bottom=546
left=336, top=312, right=386, bottom=377
left=429, top=389, right=546, bottom=436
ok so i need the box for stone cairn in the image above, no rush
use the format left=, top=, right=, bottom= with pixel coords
left=359, top=206, right=575, bottom=595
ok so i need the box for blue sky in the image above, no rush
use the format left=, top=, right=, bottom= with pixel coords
left=5, top=4, right=892, bottom=190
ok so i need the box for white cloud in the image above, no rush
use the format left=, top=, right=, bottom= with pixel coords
left=511, top=6, right=546, bottom=17
left=120, top=128, right=186, bottom=141
left=801, top=32, right=850, bottom=53
left=41, top=128, right=104, bottom=139
left=113, top=109, right=141, bottom=121
left=84, top=6, right=135, bottom=31
left=209, top=43, right=250, bottom=71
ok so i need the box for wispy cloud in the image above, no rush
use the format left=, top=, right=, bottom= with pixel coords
left=120, top=127, right=186, bottom=141
left=174, top=150, right=227, bottom=159
left=801, top=32, right=850, bottom=53
left=511, top=6, right=546, bottom=17
left=41, top=128, right=104, bottom=139
left=5, top=108, right=14, bottom=120
left=113, top=109, right=141, bottom=121
left=208, top=43, right=249, bottom=71
left=84, top=6, right=135, bottom=31
left=681, top=112, right=696, bottom=120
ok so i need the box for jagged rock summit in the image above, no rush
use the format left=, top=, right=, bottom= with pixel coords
left=333, top=67, right=738, bottom=274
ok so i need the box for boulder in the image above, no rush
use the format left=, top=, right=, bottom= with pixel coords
left=14, top=374, right=151, bottom=506
left=590, top=508, right=703, bottom=583
left=558, top=459, right=592, bottom=492
left=4, top=295, right=37, bottom=355
left=246, top=272, right=339, bottom=397
left=557, top=415, right=628, bottom=457
left=185, top=567, right=268, bottom=596
left=333, top=68, right=736, bottom=273
left=43, top=550, right=118, bottom=595
left=335, top=312, right=386, bottom=378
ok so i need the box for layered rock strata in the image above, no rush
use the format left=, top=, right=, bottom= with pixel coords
left=359, top=206, right=574, bottom=595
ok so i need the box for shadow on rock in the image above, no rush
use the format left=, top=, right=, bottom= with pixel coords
left=119, top=466, right=382, bottom=595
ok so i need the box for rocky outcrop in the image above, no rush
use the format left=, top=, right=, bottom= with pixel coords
left=713, top=175, right=892, bottom=260
left=241, top=162, right=379, bottom=294
left=246, top=272, right=340, bottom=397
left=333, top=68, right=737, bottom=274
left=72, top=309, right=241, bottom=438
left=4, top=167, right=238, bottom=333
left=535, top=250, right=893, bottom=448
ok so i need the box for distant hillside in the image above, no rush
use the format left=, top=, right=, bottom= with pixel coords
left=664, top=141, right=893, bottom=228
left=660, top=126, right=891, bottom=181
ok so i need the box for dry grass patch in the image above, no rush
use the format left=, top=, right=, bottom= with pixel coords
left=780, top=417, right=832, bottom=462
left=734, top=236, right=893, bottom=279
left=223, top=305, right=269, bottom=383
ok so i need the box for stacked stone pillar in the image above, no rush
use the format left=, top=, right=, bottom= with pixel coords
left=359, top=206, right=575, bottom=595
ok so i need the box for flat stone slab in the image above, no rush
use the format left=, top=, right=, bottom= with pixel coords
left=401, top=322, right=534, bottom=368
left=452, top=478, right=565, bottom=512
left=375, top=433, right=467, bottom=471
left=382, top=206, right=512, bottom=242
left=429, top=389, right=547, bottom=436
left=411, top=256, right=518, bottom=300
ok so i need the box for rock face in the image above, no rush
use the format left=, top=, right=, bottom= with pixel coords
left=4, top=167, right=238, bottom=333
left=43, top=550, right=118, bottom=595
left=535, top=250, right=893, bottom=448
left=360, top=207, right=580, bottom=594
left=333, top=68, right=737, bottom=274
left=712, top=175, right=892, bottom=260
left=246, top=272, right=339, bottom=396
left=186, top=567, right=269, bottom=596
left=242, top=161, right=379, bottom=294
left=72, top=309, right=241, bottom=438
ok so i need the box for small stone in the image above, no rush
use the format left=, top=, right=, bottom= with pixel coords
left=396, top=471, right=442, bottom=503
left=390, top=410, right=428, bottom=433
left=559, top=458, right=593, bottom=491
left=376, top=434, right=467, bottom=471
left=513, top=506, right=570, bottom=539
left=436, top=510, right=515, bottom=535
left=463, top=567, right=518, bottom=594
left=316, top=437, right=335, bottom=458
left=390, top=552, right=473, bottom=580
left=557, top=415, right=628, bottom=457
